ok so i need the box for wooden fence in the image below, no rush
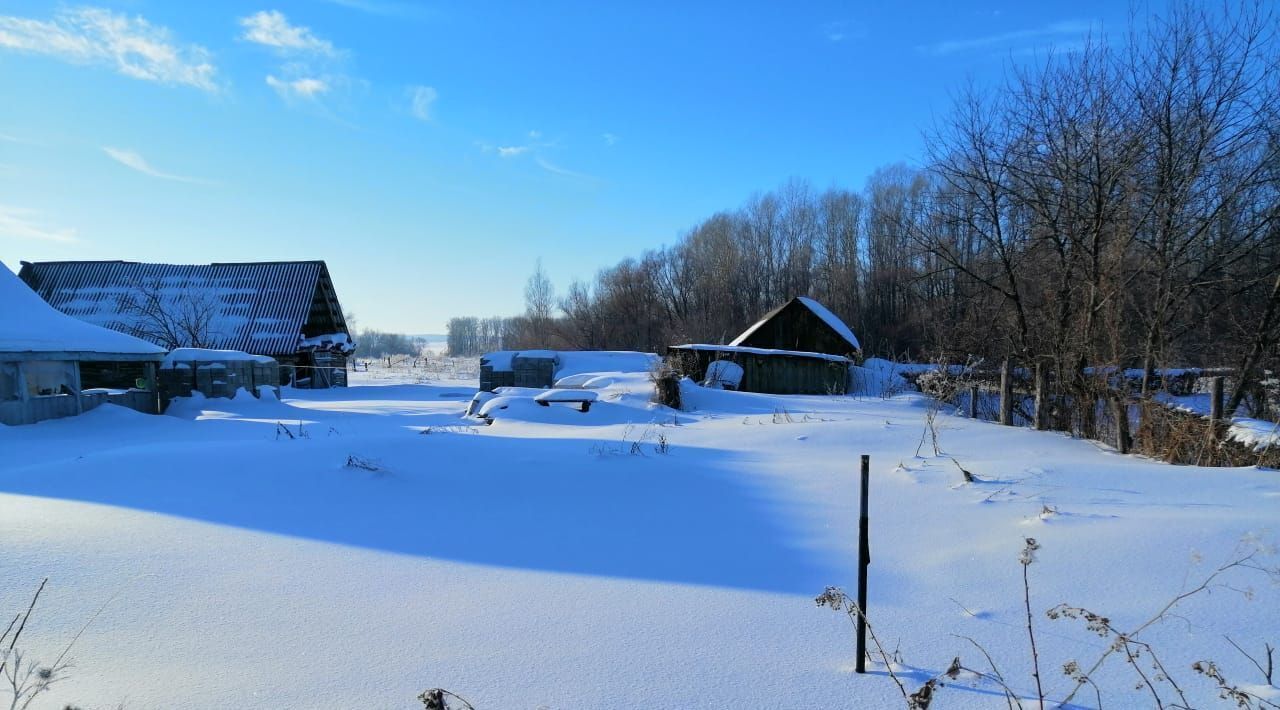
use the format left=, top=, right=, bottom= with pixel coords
left=0, top=389, right=158, bottom=426
left=925, top=360, right=1276, bottom=467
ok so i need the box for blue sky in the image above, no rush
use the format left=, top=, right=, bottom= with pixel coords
left=0, top=0, right=1130, bottom=333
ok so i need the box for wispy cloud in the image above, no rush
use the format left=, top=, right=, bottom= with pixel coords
left=823, top=21, right=865, bottom=43
left=266, top=74, right=330, bottom=99
left=321, top=0, right=432, bottom=20
left=481, top=131, right=595, bottom=180
left=406, top=85, right=437, bottom=121
left=535, top=156, right=597, bottom=181
left=919, top=20, right=1093, bottom=56
left=0, top=6, right=218, bottom=91
left=0, top=205, right=77, bottom=243
left=602, top=132, right=619, bottom=146
left=239, top=10, right=335, bottom=55
left=102, top=146, right=209, bottom=184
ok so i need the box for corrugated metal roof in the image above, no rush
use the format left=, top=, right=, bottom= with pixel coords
left=18, top=261, right=343, bottom=356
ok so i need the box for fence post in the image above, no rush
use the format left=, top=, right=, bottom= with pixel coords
left=1208, top=376, right=1225, bottom=448
left=1033, top=360, right=1048, bottom=430
left=1209, top=376, right=1224, bottom=424
left=856, top=454, right=870, bottom=674
left=968, top=385, right=979, bottom=419
left=1114, top=396, right=1131, bottom=454
left=999, top=358, right=1014, bottom=426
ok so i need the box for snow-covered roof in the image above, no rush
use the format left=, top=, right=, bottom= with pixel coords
left=729, top=297, right=861, bottom=352
left=17, top=260, right=349, bottom=356
left=298, top=332, right=356, bottom=354
left=671, top=344, right=851, bottom=363
left=0, top=262, right=165, bottom=360
left=163, top=348, right=277, bottom=367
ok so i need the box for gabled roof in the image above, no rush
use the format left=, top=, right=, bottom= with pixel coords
left=730, top=296, right=861, bottom=352
left=17, top=260, right=348, bottom=356
left=0, top=261, right=164, bottom=360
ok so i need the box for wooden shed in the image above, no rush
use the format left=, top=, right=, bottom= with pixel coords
left=731, top=296, right=862, bottom=361
left=479, top=350, right=559, bottom=392
left=667, top=344, right=850, bottom=395
left=1, top=262, right=165, bottom=426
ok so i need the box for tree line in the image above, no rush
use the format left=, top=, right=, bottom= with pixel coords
left=448, top=3, right=1280, bottom=417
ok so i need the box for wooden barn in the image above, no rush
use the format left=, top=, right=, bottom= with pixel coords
left=668, top=297, right=861, bottom=396
left=731, top=296, right=862, bottom=360
left=18, top=260, right=355, bottom=388
left=1, top=262, right=165, bottom=425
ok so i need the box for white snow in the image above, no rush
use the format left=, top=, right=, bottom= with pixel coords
left=0, top=262, right=164, bottom=357
left=0, top=363, right=1277, bottom=709
left=298, top=332, right=356, bottom=354
left=162, top=348, right=276, bottom=367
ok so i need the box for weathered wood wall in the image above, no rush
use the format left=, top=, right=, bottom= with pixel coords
left=669, top=347, right=848, bottom=395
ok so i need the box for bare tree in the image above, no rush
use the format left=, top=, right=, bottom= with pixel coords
left=116, top=276, right=221, bottom=349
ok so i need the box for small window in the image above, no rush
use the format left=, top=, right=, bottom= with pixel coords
left=23, top=361, right=77, bottom=397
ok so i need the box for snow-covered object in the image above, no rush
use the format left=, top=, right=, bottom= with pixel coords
left=480, top=351, right=518, bottom=371
left=730, top=296, right=861, bottom=352
left=163, top=348, right=276, bottom=367
left=672, top=343, right=851, bottom=363
left=298, top=332, right=356, bottom=354
left=0, top=262, right=164, bottom=359
left=704, top=360, right=744, bottom=390
left=553, top=373, right=597, bottom=388
left=465, top=391, right=498, bottom=417
left=533, top=389, right=599, bottom=404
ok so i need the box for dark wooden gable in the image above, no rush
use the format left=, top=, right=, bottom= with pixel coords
left=731, top=298, right=860, bottom=358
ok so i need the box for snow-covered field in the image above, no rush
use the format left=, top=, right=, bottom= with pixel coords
left=0, top=362, right=1277, bottom=709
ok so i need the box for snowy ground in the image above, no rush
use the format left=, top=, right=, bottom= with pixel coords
left=0, top=363, right=1277, bottom=709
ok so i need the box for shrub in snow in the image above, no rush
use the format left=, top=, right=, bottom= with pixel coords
left=650, top=359, right=683, bottom=410
left=818, top=537, right=1280, bottom=709
left=418, top=688, right=474, bottom=709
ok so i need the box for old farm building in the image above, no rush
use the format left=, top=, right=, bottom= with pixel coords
left=669, top=296, right=862, bottom=395
left=18, top=260, right=354, bottom=388
left=1, top=262, right=165, bottom=425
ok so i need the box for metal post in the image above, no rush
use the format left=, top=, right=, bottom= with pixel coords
left=856, top=454, right=870, bottom=674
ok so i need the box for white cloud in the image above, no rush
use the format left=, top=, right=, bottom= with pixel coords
left=102, top=146, right=209, bottom=184
left=0, top=7, right=218, bottom=91
left=0, top=205, right=77, bottom=243
left=920, top=20, right=1093, bottom=56
left=497, top=145, right=529, bottom=158
left=239, top=10, right=334, bottom=55
left=406, top=85, right=437, bottom=121
left=603, top=132, right=618, bottom=146
left=266, top=74, right=330, bottom=99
